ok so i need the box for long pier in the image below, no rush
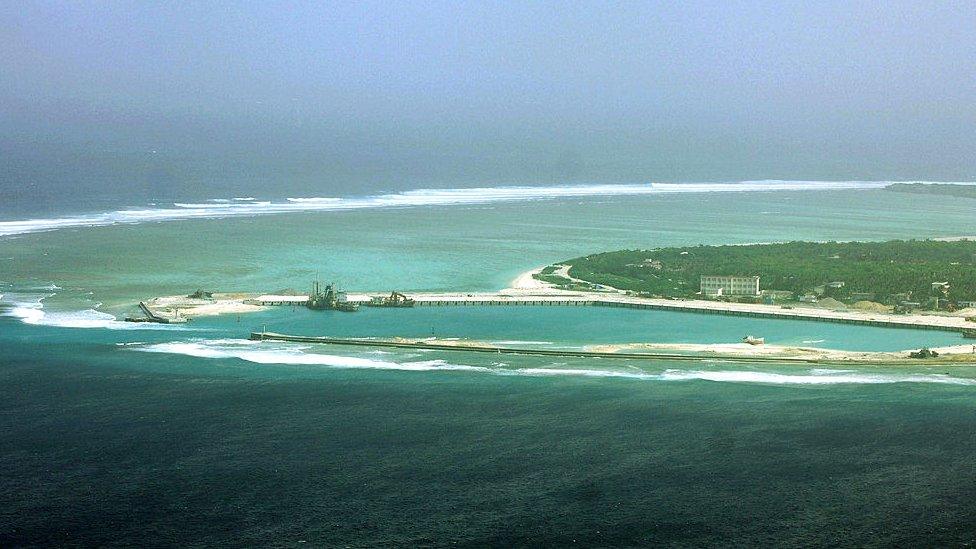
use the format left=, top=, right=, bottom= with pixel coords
left=135, top=289, right=976, bottom=333
left=342, top=292, right=976, bottom=334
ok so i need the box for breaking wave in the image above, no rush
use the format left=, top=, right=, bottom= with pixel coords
left=0, top=292, right=50, bottom=325
left=655, top=369, right=976, bottom=385
left=0, top=292, right=186, bottom=330
left=0, top=180, right=904, bottom=237
left=130, top=339, right=976, bottom=386
left=136, top=340, right=488, bottom=371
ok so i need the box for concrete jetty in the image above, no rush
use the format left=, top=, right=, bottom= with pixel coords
left=138, top=289, right=976, bottom=334
left=127, top=301, right=187, bottom=324
left=335, top=292, right=976, bottom=334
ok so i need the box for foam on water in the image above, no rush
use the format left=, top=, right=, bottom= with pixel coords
left=28, top=308, right=185, bottom=330
left=135, top=340, right=489, bottom=372
left=0, top=291, right=188, bottom=330
left=27, top=284, right=62, bottom=291
left=656, top=369, right=976, bottom=385
left=0, top=293, right=50, bottom=325
left=32, top=308, right=120, bottom=328
left=0, top=180, right=908, bottom=237
left=509, top=367, right=659, bottom=379
left=131, top=339, right=976, bottom=386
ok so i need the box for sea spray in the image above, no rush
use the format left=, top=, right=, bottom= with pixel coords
left=0, top=293, right=49, bottom=325
left=131, top=339, right=976, bottom=386
left=135, top=340, right=489, bottom=371
left=0, top=290, right=191, bottom=330
left=0, top=180, right=901, bottom=237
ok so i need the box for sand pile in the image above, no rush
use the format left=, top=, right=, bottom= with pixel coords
left=851, top=300, right=891, bottom=313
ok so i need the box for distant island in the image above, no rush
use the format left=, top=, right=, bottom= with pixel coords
left=542, top=240, right=976, bottom=311
left=885, top=182, right=976, bottom=199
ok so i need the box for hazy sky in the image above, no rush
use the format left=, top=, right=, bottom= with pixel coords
left=2, top=1, right=975, bottom=204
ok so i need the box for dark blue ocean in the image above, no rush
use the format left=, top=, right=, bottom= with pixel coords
left=3, top=187, right=976, bottom=546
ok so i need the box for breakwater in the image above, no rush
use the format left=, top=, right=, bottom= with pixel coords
left=248, top=331, right=823, bottom=363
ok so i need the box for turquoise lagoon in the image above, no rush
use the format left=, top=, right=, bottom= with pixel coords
left=3, top=186, right=976, bottom=546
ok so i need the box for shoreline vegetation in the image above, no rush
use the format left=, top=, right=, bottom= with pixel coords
left=558, top=239, right=976, bottom=307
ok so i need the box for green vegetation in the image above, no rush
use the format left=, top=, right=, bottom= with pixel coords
left=563, top=240, right=976, bottom=306
left=533, top=271, right=594, bottom=291
left=886, top=183, right=976, bottom=200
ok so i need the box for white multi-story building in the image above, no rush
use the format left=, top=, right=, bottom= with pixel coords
left=700, top=275, right=760, bottom=297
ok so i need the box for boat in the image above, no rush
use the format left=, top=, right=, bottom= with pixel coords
left=742, top=335, right=765, bottom=345
left=365, top=291, right=416, bottom=308
left=307, top=281, right=359, bottom=312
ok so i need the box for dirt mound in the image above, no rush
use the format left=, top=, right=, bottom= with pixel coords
left=851, top=300, right=890, bottom=313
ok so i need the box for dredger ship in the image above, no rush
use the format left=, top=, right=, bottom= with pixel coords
left=307, top=281, right=358, bottom=312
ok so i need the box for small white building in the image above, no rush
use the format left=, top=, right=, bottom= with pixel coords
left=700, top=275, right=760, bottom=297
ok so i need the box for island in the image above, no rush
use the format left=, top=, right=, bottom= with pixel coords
left=549, top=240, right=976, bottom=312
left=129, top=239, right=976, bottom=364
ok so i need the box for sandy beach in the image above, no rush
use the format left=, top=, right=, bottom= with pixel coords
left=144, top=293, right=265, bottom=320
left=508, top=266, right=548, bottom=290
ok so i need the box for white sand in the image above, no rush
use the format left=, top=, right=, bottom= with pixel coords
left=145, top=293, right=264, bottom=319
left=509, top=266, right=548, bottom=290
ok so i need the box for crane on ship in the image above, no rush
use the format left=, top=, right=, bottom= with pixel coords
left=307, top=280, right=358, bottom=312
left=367, top=291, right=416, bottom=308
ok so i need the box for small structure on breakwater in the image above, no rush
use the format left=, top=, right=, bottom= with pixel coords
left=123, top=301, right=188, bottom=324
